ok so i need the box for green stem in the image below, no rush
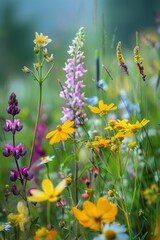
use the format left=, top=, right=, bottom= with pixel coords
left=28, top=82, right=42, bottom=168
left=120, top=176, right=134, bottom=240
left=46, top=163, right=50, bottom=179
left=47, top=201, right=51, bottom=225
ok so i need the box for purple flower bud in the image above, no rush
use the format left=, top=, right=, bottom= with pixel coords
left=11, top=185, right=20, bottom=195
left=7, top=93, right=20, bottom=116
left=3, top=143, right=14, bottom=157
left=10, top=169, right=19, bottom=182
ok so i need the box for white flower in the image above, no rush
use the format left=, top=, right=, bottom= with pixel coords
left=37, top=155, right=55, bottom=166
left=93, top=222, right=129, bottom=240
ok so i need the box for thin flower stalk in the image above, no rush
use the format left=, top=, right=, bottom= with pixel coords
left=22, top=32, right=54, bottom=169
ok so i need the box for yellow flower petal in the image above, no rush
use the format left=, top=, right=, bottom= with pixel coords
left=17, top=202, right=28, bottom=216
left=54, top=179, right=67, bottom=196
left=42, top=179, right=54, bottom=195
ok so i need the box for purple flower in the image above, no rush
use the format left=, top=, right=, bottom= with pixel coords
left=3, top=143, right=26, bottom=159
left=21, top=166, right=33, bottom=180
left=11, top=185, right=20, bottom=195
left=13, top=143, right=27, bottom=159
left=3, top=119, right=23, bottom=134
left=7, top=93, right=20, bottom=116
left=60, top=27, right=88, bottom=127
left=3, top=143, right=14, bottom=157
left=10, top=169, right=19, bottom=182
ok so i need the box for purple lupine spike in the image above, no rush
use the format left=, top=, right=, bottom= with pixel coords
left=10, top=169, right=19, bottom=182
left=7, top=93, right=20, bottom=116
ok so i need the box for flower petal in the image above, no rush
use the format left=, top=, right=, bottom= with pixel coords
left=42, top=178, right=54, bottom=195
left=54, top=179, right=67, bottom=196
left=83, top=201, right=99, bottom=218
left=88, top=105, right=100, bottom=114
left=27, top=190, right=48, bottom=202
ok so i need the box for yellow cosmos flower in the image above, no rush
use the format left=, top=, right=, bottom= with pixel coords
left=33, top=32, right=52, bottom=47
left=27, top=178, right=67, bottom=202
left=46, top=120, right=75, bottom=145
left=88, top=100, right=117, bottom=116
left=34, top=227, right=57, bottom=240
left=8, top=201, right=29, bottom=231
left=72, top=197, right=117, bottom=232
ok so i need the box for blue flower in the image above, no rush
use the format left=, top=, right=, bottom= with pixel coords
left=87, top=96, right=98, bottom=106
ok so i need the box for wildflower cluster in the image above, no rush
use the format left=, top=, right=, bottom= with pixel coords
left=0, top=27, right=158, bottom=240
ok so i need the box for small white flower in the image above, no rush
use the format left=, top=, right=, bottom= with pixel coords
left=37, top=155, right=55, bottom=166
left=93, top=222, right=129, bottom=240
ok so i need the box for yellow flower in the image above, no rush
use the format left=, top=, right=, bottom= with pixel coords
left=72, top=197, right=117, bottom=232
left=33, top=32, right=52, bottom=47
left=46, top=120, right=75, bottom=145
left=142, top=183, right=159, bottom=205
left=88, top=100, right=117, bottom=116
left=110, top=144, right=118, bottom=152
left=34, top=227, right=57, bottom=240
left=128, top=141, right=137, bottom=149
left=105, top=119, right=129, bottom=131
left=27, top=178, right=67, bottom=202
left=125, top=119, right=150, bottom=133
left=8, top=201, right=29, bottom=231
left=92, top=136, right=111, bottom=148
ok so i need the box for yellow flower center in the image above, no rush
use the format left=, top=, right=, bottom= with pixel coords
left=100, top=110, right=107, bottom=116
left=56, top=125, right=62, bottom=131
left=104, top=229, right=117, bottom=239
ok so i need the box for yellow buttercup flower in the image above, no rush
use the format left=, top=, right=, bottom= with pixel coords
left=88, top=100, right=117, bottom=116
left=33, top=32, right=52, bottom=47
left=34, top=227, right=57, bottom=240
left=8, top=201, right=29, bottom=231
left=46, top=120, right=75, bottom=145
left=72, top=197, right=117, bottom=232
left=27, top=178, right=67, bottom=202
